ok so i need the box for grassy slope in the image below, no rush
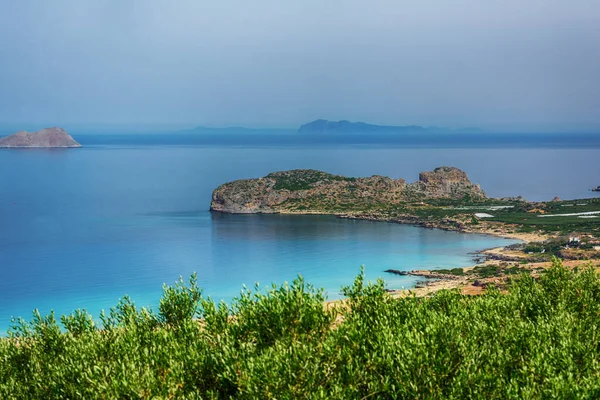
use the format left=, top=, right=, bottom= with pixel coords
left=485, top=198, right=600, bottom=235
left=363, top=198, right=599, bottom=237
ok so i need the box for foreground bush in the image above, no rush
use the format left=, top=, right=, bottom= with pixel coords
left=2, top=259, right=600, bottom=398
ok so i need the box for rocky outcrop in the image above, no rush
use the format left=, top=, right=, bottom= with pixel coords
left=210, top=167, right=485, bottom=214
left=405, top=167, right=485, bottom=199
left=384, top=269, right=463, bottom=280
left=0, top=127, right=81, bottom=148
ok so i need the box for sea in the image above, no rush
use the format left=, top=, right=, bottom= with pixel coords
left=0, top=132, right=599, bottom=332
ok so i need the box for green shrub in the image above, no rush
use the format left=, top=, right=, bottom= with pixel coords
left=2, top=259, right=600, bottom=398
left=158, top=273, right=202, bottom=325
left=61, top=309, right=95, bottom=335
left=436, top=267, right=465, bottom=276
left=232, top=276, right=334, bottom=349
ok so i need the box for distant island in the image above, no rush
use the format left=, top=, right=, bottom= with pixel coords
left=0, top=127, right=81, bottom=148
left=184, top=121, right=430, bottom=135
left=298, top=119, right=427, bottom=134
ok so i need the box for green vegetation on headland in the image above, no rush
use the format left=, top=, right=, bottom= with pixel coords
left=394, top=197, right=600, bottom=236
left=3, top=259, right=600, bottom=398
left=348, top=198, right=600, bottom=244
left=483, top=198, right=600, bottom=234
left=269, top=170, right=356, bottom=191
left=426, top=264, right=530, bottom=277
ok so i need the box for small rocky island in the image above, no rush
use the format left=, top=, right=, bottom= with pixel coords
left=210, top=166, right=485, bottom=214
left=0, top=127, right=81, bottom=148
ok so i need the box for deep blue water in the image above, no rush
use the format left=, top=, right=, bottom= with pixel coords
left=0, top=144, right=599, bottom=332
left=75, top=131, right=600, bottom=148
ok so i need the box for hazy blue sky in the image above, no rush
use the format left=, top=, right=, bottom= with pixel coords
left=0, top=0, right=598, bottom=132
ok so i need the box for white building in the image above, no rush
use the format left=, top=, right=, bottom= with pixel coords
left=474, top=213, right=494, bottom=218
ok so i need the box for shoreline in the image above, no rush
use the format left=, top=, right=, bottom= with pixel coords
left=211, top=209, right=593, bottom=298
left=258, top=208, right=549, bottom=242
left=226, top=209, right=549, bottom=296
left=336, top=212, right=548, bottom=243
left=256, top=210, right=585, bottom=298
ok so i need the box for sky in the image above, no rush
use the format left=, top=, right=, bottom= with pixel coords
left=0, top=0, right=599, bottom=132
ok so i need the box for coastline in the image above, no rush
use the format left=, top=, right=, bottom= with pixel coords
left=248, top=209, right=549, bottom=296
left=266, top=210, right=597, bottom=299
left=335, top=212, right=548, bottom=242
left=209, top=167, right=598, bottom=299
left=342, top=214, right=559, bottom=297
left=387, top=258, right=600, bottom=298
left=260, top=209, right=549, bottom=242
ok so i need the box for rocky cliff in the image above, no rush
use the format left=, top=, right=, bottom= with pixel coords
left=210, top=167, right=485, bottom=214
left=404, top=167, right=485, bottom=199
left=0, top=127, right=81, bottom=148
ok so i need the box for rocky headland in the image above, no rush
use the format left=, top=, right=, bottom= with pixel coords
left=210, top=166, right=485, bottom=214
left=0, top=127, right=81, bottom=148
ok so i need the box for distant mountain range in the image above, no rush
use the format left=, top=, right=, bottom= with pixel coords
left=297, top=119, right=429, bottom=134
left=185, top=120, right=482, bottom=135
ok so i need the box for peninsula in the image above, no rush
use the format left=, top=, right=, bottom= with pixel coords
left=0, top=127, right=81, bottom=148
left=211, top=166, right=485, bottom=214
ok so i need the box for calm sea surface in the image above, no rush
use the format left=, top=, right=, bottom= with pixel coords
left=0, top=143, right=598, bottom=332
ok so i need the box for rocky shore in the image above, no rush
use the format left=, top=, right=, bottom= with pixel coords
left=336, top=211, right=546, bottom=243
left=384, top=268, right=463, bottom=280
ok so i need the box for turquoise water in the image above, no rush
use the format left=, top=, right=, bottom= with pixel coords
left=0, top=145, right=598, bottom=332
